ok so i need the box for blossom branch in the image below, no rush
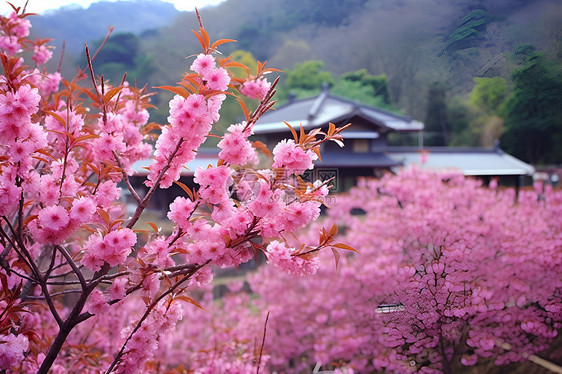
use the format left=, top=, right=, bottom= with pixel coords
left=54, top=245, right=87, bottom=290
left=25, top=288, right=83, bottom=299
left=242, top=76, right=278, bottom=133
left=126, top=138, right=184, bottom=229
left=105, top=260, right=210, bottom=373
left=113, top=151, right=142, bottom=204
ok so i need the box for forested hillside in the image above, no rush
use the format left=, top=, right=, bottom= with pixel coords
left=32, top=0, right=562, bottom=164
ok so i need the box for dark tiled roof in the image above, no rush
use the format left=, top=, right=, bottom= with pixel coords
left=254, top=90, right=424, bottom=134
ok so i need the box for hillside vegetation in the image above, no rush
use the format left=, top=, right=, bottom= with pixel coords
left=32, top=0, right=562, bottom=163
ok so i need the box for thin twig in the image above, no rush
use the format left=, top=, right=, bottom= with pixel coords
left=126, top=138, right=185, bottom=229
left=256, top=311, right=270, bottom=374
left=57, top=41, right=65, bottom=73
left=90, top=26, right=114, bottom=62
left=195, top=8, right=204, bottom=28
left=93, top=270, right=131, bottom=283
left=26, top=288, right=84, bottom=299
left=84, top=45, right=101, bottom=100
left=113, top=151, right=142, bottom=204
left=243, top=76, right=279, bottom=133
left=55, top=245, right=87, bottom=290
left=43, top=245, right=58, bottom=280
left=3, top=267, right=37, bottom=284
left=112, top=72, right=128, bottom=112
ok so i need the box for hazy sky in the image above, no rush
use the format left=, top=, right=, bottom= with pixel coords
left=0, top=0, right=226, bottom=14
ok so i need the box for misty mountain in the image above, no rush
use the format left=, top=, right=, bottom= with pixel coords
left=30, top=0, right=180, bottom=55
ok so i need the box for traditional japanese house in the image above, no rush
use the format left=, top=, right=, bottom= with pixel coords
left=252, top=88, right=534, bottom=191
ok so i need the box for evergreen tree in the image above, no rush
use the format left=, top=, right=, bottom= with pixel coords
left=501, top=50, right=562, bottom=164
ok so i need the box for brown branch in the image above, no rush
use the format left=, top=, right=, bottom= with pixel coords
left=113, top=151, right=142, bottom=204
left=57, top=41, right=65, bottom=73
left=126, top=138, right=184, bottom=229
left=162, top=263, right=200, bottom=273
left=55, top=245, right=87, bottom=290
left=90, top=26, right=114, bottom=62
left=39, top=276, right=64, bottom=327
left=37, top=283, right=97, bottom=374
left=43, top=245, right=58, bottom=280
left=256, top=311, right=270, bottom=374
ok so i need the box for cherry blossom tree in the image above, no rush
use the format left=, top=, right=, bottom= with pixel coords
left=0, top=6, right=352, bottom=373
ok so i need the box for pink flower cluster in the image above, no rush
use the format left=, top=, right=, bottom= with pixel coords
left=91, top=87, right=152, bottom=174
left=217, top=123, right=257, bottom=166
left=0, top=333, right=29, bottom=370
left=266, top=240, right=319, bottom=276
left=190, top=53, right=231, bottom=91
left=240, top=77, right=271, bottom=101
left=0, top=12, right=30, bottom=55
left=32, top=44, right=52, bottom=65
left=116, top=302, right=183, bottom=374
left=167, top=197, right=197, bottom=231
left=272, top=139, right=318, bottom=174
left=194, top=165, right=233, bottom=205
left=0, top=84, right=47, bottom=219
left=146, top=54, right=230, bottom=188
left=82, top=229, right=137, bottom=271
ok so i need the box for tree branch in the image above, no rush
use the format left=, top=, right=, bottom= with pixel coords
left=55, top=245, right=87, bottom=290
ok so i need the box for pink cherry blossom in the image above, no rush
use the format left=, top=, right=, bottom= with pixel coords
left=32, top=44, right=52, bottom=65
left=205, top=67, right=231, bottom=91
left=240, top=78, right=271, bottom=101
left=38, top=206, right=70, bottom=231
left=266, top=240, right=319, bottom=276
left=272, top=139, right=318, bottom=173
left=190, top=53, right=216, bottom=76
left=218, top=123, right=257, bottom=166
left=0, top=333, right=29, bottom=370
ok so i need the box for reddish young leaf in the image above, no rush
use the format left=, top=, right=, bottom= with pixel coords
left=332, top=243, right=359, bottom=253
left=155, top=85, right=190, bottom=99
left=173, top=180, right=194, bottom=201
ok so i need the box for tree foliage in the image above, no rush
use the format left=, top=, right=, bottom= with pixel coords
left=469, top=77, right=506, bottom=115
left=501, top=50, right=562, bottom=164
left=285, top=60, right=335, bottom=91
left=446, top=9, right=490, bottom=51
left=277, top=61, right=396, bottom=111
left=89, top=32, right=155, bottom=85
left=424, top=81, right=450, bottom=146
